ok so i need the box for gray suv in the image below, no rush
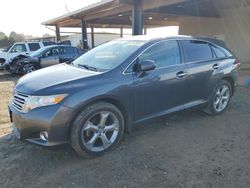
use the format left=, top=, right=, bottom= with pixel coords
left=9, top=36, right=239, bottom=158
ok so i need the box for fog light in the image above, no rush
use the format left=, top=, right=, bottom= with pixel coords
left=40, top=131, right=48, bottom=141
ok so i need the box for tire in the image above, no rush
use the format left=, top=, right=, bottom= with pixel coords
left=70, top=102, right=125, bottom=158
left=0, top=59, right=5, bottom=70
left=22, top=64, right=36, bottom=74
left=203, top=80, right=232, bottom=115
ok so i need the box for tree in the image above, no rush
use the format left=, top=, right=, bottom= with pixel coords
left=0, top=32, right=12, bottom=48
left=0, top=31, right=27, bottom=48
left=0, top=32, right=7, bottom=40
left=42, top=33, right=52, bottom=38
left=9, top=31, right=25, bottom=42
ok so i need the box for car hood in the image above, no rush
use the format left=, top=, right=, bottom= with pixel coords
left=0, top=51, right=9, bottom=60
left=21, top=56, right=39, bottom=63
left=15, top=63, right=101, bottom=95
left=8, top=55, right=33, bottom=64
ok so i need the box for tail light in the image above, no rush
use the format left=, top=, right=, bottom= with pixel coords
left=234, top=58, right=241, bottom=70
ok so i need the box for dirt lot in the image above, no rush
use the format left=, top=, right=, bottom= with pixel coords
left=0, top=70, right=250, bottom=188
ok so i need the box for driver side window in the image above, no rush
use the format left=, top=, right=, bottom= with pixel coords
left=139, top=40, right=180, bottom=68
left=44, top=48, right=59, bottom=57
left=125, top=40, right=180, bottom=73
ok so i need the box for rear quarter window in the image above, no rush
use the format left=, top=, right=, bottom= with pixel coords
left=180, top=40, right=213, bottom=63
left=211, top=45, right=227, bottom=59
left=28, top=43, right=41, bottom=51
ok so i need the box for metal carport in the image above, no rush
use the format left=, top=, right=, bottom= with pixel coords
left=42, top=0, right=218, bottom=48
left=42, top=0, right=250, bottom=66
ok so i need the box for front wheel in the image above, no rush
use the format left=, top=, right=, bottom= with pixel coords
left=0, top=59, right=5, bottom=70
left=22, top=64, right=36, bottom=74
left=204, top=80, right=232, bottom=115
left=70, top=102, right=125, bottom=158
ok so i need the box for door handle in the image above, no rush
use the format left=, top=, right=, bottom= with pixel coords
left=176, top=71, right=187, bottom=79
left=213, top=64, right=219, bottom=70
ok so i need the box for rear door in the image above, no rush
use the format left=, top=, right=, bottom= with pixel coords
left=59, top=46, right=78, bottom=63
left=133, top=40, right=189, bottom=122
left=179, top=40, right=220, bottom=107
left=40, top=47, right=59, bottom=67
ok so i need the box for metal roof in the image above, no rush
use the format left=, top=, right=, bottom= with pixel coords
left=42, top=0, right=221, bottom=28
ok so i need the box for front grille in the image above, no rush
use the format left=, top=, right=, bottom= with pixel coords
left=12, top=92, right=29, bottom=112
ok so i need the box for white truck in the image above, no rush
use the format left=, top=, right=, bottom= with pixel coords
left=0, top=41, right=55, bottom=70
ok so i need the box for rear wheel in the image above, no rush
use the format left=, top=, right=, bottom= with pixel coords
left=204, top=80, right=232, bottom=115
left=70, top=102, right=125, bottom=158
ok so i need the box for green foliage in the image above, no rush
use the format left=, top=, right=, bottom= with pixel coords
left=42, top=33, right=52, bottom=38
left=0, top=31, right=25, bottom=49
left=0, top=32, right=7, bottom=40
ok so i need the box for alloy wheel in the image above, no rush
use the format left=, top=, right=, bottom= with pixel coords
left=23, top=64, right=35, bottom=73
left=213, top=84, right=230, bottom=112
left=81, top=111, right=119, bottom=152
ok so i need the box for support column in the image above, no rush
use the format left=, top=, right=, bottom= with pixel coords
left=143, top=27, right=147, bottom=35
left=132, top=0, right=143, bottom=35
left=91, top=26, right=95, bottom=48
left=55, top=26, right=61, bottom=43
left=81, top=18, right=88, bottom=50
left=120, top=26, right=123, bottom=38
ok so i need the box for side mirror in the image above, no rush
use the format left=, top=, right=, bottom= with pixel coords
left=135, top=60, right=156, bottom=72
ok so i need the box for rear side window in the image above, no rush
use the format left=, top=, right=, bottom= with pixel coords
left=211, top=45, right=226, bottom=59
left=43, top=41, right=56, bottom=46
left=61, top=47, right=77, bottom=55
left=180, top=40, right=213, bottom=63
left=28, top=43, right=41, bottom=51
left=139, top=40, right=180, bottom=68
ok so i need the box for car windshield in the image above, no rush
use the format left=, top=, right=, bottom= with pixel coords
left=72, top=40, right=146, bottom=72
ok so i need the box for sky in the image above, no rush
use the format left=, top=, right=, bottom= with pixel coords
left=0, top=0, right=101, bottom=37
left=0, top=0, right=178, bottom=37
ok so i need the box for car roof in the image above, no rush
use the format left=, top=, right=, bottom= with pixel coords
left=41, top=45, right=75, bottom=50
left=117, top=35, right=225, bottom=44
left=117, top=35, right=192, bottom=42
left=117, top=35, right=230, bottom=51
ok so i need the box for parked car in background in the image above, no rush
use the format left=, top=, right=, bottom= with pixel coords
left=9, top=36, right=239, bottom=158
left=5, top=45, right=83, bottom=74
left=0, top=41, right=56, bottom=70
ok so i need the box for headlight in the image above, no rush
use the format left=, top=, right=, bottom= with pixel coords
left=22, top=94, right=67, bottom=113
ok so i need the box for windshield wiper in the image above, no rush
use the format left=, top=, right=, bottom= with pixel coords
left=78, top=64, right=98, bottom=72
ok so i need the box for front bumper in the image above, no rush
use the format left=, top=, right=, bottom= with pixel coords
left=5, top=63, right=21, bottom=74
left=9, top=103, right=75, bottom=146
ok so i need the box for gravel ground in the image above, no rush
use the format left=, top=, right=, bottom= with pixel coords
left=0, top=71, right=250, bottom=188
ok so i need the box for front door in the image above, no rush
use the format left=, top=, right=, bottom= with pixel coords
left=133, top=40, right=189, bottom=122
left=40, top=47, right=59, bottom=67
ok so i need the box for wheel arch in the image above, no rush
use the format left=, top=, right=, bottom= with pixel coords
left=0, top=58, right=6, bottom=62
left=221, top=76, right=235, bottom=96
left=67, top=97, right=132, bottom=140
